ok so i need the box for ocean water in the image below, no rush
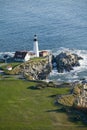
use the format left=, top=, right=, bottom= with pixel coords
left=0, top=0, right=87, bottom=81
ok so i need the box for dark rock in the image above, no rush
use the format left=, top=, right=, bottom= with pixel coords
left=77, top=56, right=83, bottom=60
left=55, top=51, right=83, bottom=73
left=52, top=55, right=56, bottom=63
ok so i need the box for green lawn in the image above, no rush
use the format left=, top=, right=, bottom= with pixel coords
left=30, top=57, right=45, bottom=61
left=0, top=79, right=86, bottom=130
left=0, top=62, right=21, bottom=70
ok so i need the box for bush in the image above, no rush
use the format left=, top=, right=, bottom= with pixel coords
left=47, top=81, right=55, bottom=87
left=36, top=82, right=48, bottom=89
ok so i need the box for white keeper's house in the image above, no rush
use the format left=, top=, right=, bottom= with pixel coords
left=14, top=51, right=30, bottom=62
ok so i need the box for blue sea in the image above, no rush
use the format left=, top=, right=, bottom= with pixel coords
left=0, top=0, right=87, bottom=82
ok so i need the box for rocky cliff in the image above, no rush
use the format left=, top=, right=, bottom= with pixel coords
left=10, top=57, right=52, bottom=80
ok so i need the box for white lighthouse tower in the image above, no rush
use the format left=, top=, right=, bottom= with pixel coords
left=33, top=35, right=39, bottom=57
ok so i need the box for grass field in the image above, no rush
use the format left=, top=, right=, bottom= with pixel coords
left=0, top=79, right=87, bottom=130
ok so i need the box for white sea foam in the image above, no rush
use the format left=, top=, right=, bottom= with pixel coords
left=0, top=52, right=15, bottom=59
left=49, top=47, right=87, bottom=81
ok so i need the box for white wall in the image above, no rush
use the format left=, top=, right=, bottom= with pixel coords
left=33, top=41, right=39, bottom=57
left=24, top=53, right=30, bottom=62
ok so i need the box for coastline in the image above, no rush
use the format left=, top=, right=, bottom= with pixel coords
left=0, top=47, right=87, bottom=82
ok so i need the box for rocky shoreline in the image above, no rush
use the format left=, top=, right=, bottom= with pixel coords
left=16, top=51, right=83, bottom=80
left=52, top=51, right=83, bottom=73
left=0, top=51, right=83, bottom=81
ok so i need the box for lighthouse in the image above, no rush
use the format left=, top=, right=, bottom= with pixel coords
left=33, top=35, right=39, bottom=57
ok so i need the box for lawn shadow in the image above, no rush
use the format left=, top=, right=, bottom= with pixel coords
left=46, top=107, right=87, bottom=126
left=46, top=107, right=67, bottom=113
left=67, top=107, right=87, bottom=126
left=48, top=94, right=57, bottom=98
left=27, top=86, right=40, bottom=90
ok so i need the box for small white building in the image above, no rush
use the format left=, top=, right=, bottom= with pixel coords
left=39, top=50, right=49, bottom=57
left=28, top=52, right=36, bottom=59
left=6, top=65, right=12, bottom=71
